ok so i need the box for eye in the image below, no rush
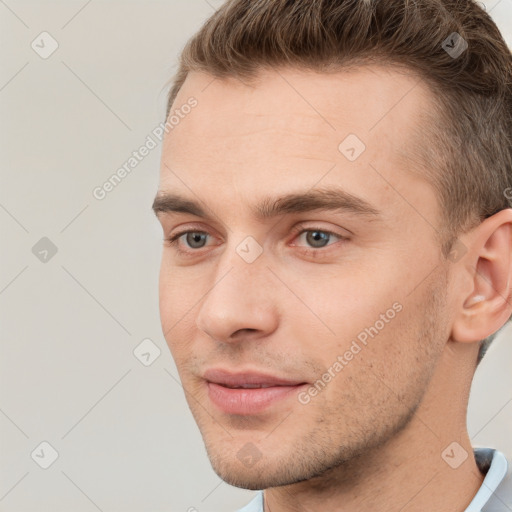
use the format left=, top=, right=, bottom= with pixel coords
left=295, top=229, right=339, bottom=248
left=164, top=225, right=348, bottom=256
left=165, top=230, right=210, bottom=253
left=290, top=226, right=346, bottom=253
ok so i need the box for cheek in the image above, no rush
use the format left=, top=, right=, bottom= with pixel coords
left=283, top=263, right=405, bottom=346
left=158, top=256, right=200, bottom=308
left=282, top=262, right=422, bottom=407
left=299, top=299, right=434, bottom=429
left=158, top=262, right=200, bottom=350
left=158, top=262, right=175, bottom=329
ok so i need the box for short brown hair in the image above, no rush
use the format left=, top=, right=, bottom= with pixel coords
left=165, top=0, right=512, bottom=363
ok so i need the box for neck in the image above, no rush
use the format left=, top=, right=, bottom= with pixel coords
left=263, top=342, right=485, bottom=512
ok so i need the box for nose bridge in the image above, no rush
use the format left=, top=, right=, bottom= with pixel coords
left=195, top=235, right=276, bottom=341
left=210, top=233, right=269, bottom=299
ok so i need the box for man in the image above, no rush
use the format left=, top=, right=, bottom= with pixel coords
left=152, top=0, right=512, bottom=510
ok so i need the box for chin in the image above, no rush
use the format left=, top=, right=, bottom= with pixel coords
left=206, top=446, right=316, bottom=490
left=210, top=462, right=269, bottom=490
left=205, top=446, right=280, bottom=489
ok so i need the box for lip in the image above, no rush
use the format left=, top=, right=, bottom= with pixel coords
left=203, top=368, right=306, bottom=387
left=203, top=368, right=308, bottom=415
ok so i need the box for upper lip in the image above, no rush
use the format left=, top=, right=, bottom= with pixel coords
left=203, top=368, right=306, bottom=387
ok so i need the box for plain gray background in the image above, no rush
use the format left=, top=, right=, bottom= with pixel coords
left=1, top=1, right=511, bottom=511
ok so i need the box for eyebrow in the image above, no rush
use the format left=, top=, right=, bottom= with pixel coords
left=152, top=187, right=380, bottom=223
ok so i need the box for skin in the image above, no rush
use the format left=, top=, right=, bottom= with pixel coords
left=153, top=66, right=512, bottom=511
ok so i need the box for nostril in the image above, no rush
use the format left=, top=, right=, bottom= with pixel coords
left=231, top=328, right=258, bottom=338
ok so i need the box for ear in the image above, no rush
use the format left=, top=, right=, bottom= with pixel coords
left=451, top=209, right=512, bottom=344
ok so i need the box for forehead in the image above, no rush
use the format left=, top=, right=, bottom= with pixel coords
left=168, top=64, right=430, bottom=138
left=157, top=65, right=438, bottom=228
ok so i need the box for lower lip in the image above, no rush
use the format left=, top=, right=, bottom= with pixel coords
left=207, top=382, right=306, bottom=415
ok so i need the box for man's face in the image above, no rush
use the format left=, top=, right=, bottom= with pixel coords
left=154, top=66, right=453, bottom=489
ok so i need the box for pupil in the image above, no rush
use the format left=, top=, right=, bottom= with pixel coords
left=307, top=231, right=329, bottom=247
left=188, top=233, right=206, bottom=248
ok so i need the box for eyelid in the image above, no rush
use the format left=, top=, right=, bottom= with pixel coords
left=166, top=228, right=212, bottom=246
left=167, top=221, right=349, bottom=242
left=288, top=221, right=351, bottom=240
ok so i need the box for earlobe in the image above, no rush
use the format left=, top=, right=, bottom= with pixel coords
left=452, top=291, right=492, bottom=344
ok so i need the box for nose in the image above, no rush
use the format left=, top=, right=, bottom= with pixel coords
left=195, top=250, right=279, bottom=344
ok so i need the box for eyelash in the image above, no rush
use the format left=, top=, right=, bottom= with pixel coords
left=164, top=225, right=347, bottom=257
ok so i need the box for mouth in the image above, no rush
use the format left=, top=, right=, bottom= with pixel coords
left=216, top=383, right=279, bottom=389
left=203, top=368, right=308, bottom=415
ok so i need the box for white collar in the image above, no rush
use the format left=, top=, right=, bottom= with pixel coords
left=464, top=448, right=508, bottom=512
